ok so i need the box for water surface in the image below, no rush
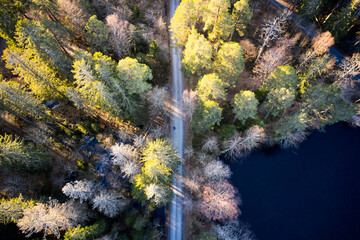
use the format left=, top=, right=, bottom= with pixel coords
left=231, top=123, right=360, bottom=240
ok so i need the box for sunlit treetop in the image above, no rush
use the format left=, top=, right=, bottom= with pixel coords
left=182, top=28, right=213, bottom=77
left=170, top=0, right=205, bottom=46
left=263, top=65, right=299, bottom=91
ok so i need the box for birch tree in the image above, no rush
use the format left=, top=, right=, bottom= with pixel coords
left=203, top=160, right=232, bottom=181
left=62, top=180, right=96, bottom=203
left=58, top=0, right=90, bottom=37
left=256, top=10, right=290, bottom=62
left=182, top=89, right=197, bottom=120
left=199, top=180, right=241, bottom=222
left=92, top=190, right=129, bottom=218
left=335, top=53, right=360, bottom=88
left=17, top=199, right=89, bottom=239
left=106, top=13, right=134, bottom=58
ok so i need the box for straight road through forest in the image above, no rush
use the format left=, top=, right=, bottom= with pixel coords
left=168, top=0, right=184, bottom=239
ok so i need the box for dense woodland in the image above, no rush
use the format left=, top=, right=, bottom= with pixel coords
left=0, top=0, right=359, bottom=239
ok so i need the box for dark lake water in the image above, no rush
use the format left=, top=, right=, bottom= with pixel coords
left=231, top=123, right=360, bottom=240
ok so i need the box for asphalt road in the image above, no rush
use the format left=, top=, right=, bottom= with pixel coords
left=168, top=0, right=184, bottom=239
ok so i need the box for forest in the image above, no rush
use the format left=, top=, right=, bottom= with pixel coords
left=0, top=0, right=359, bottom=240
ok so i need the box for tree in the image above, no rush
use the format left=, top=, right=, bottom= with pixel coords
left=263, top=65, right=299, bottom=91
left=110, top=142, right=140, bottom=181
left=214, top=42, right=245, bottom=85
left=192, top=100, right=222, bottom=133
left=92, top=52, right=138, bottom=115
left=106, top=13, right=134, bottom=58
left=92, top=190, right=129, bottom=218
left=62, top=180, right=96, bottom=203
left=302, top=84, right=357, bottom=127
left=133, top=139, right=180, bottom=208
left=256, top=10, right=290, bottom=62
left=215, top=220, right=256, bottom=240
left=3, top=46, right=65, bottom=100
left=63, top=220, right=108, bottom=240
left=182, top=89, right=197, bottom=120
left=30, top=0, right=59, bottom=21
left=196, top=74, right=228, bottom=102
left=15, top=19, right=72, bottom=77
left=58, top=0, right=90, bottom=37
left=222, top=126, right=265, bottom=159
left=297, top=31, right=335, bottom=73
left=0, top=81, right=47, bottom=120
left=146, top=86, right=170, bottom=117
left=335, top=53, right=360, bottom=88
left=253, top=38, right=295, bottom=84
left=85, top=15, right=109, bottom=53
left=263, top=87, right=295, bottom=118
left=232, top=90, right=259, bottom=124
left=203, top=160, right=232, bottom=181
left=199, top=180, right=241, bottom=222
left=144, top=183, right=172, bottom=206
left=0, top=194, right=35, bottom=224
left=0, top=0, right=30, bottom=41
left=169, top=0, right=204, bottom=46
left=0, top=134, right=51, bottom=172
left=71, top=54, right=121, bottom=117
left=182, top=28, right=213, bottom=77
left=232, top=0, right=253, bottom=38
left=303, top=54, right=334, bottom=83
left=17, top=199, right=89, bottom=239
left=273, top=111, right=308, bottom=146
left=203, top=0, right=234, bottom=41
left=202, top=136, right=219, bottom=153
left=324, top=0, right=360, bottom=41
left=117, top=57, right=152, bottom=95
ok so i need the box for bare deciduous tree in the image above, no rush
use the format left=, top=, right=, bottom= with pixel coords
left=335, top=53, right=360, bottom=88
left=17, top=199, right=89, bottom=239
left=278, top=131, right=308, bottom=149
left=106, top=13, right=134, bottom=58
left=110, top=142, right=138, bottom=166
left=147, top=87, right=170, bottom=117
left=256, top=10, right=291, bottom=62
left=58, top=0, right=90, bottom=36
left=148, top=125, right=166, bottom=140
left=253, top=38, right=296, bottom=84
left=182, top=89, right=197, bottom=120
left=92, top=189, right=128, bottom=218
left=312, top=31, right=335, bottom=56
left=204, top=160, right=232, bottom=181
left=199, top=180, right=241, bottom=222
left=223, top=126, right=265, bottom=159
left=202, top=135, right=219, bottom=153
left=297, top=31, right=335, bottom=73
left=62, top=180, right=96, bottom=203
left=215, top=220, right=256, bottom=240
